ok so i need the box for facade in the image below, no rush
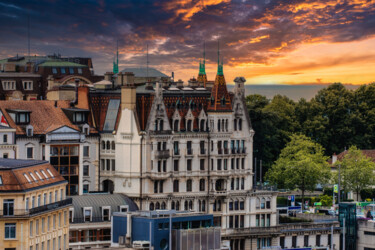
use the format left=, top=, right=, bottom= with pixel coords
left=88, top=55, right=278, bottom=249
left=112, top=210, right=219, bottom=250
left=0, top=158, right=72, bottom=250
left=0, top=55, right=103, bottom=99
left=69, top=193, right=138, bottom=249
left=357, top=219, right=375, bottom=250
left=0, top=93, right=99, bottom=195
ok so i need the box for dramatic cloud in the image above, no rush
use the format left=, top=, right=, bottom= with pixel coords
left=0, top=0, right=374, bottom=84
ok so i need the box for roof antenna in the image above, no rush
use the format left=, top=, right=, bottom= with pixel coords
left=146, top=43, right=149, bottom=82
left=27, top=14, right=31, bottom=63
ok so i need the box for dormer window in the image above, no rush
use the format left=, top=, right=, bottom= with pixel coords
left=102, top=206, right=111, bottom=221
left=26, top=125, right=33, bottom=137
left=63, top=109, right=89, bottom=125
left=83, top=207, right=92, bottom=222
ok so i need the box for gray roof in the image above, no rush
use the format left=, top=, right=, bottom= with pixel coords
left=70, top=193, right=138, bottom=219
left=0, top=158, right=48, bottom=170
left=119, top=67, right=169, bottom=78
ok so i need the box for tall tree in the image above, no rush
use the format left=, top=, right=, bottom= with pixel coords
left=266, top=134, right=331, bottom=209
left=335, top=146, right=375, bottom=201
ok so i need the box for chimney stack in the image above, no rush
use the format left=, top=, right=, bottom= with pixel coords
left=124, top=72, right=135, bottom=86
left=104, top=72, right=114, bottom=81
left=116, top=72, right=123, bottom=86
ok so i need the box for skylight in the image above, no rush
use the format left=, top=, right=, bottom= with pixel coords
left=46, top=168, right=55, bottom=178
left=29, top=172, right=38, bottom=182
left=40, top=169, right=49, bottom=180
left=34, top=171, right=44, bottom=181
left=24, top=173, right=32, bottom=184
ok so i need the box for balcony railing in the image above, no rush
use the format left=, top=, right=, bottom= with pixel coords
left=154, top=150, right=170, bottom=159
left=0, top=198, right=72, bottom=217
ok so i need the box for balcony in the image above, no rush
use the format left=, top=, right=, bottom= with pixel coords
left=0, top=198, right=72, bottom=218
left=154, top=150, right=170, bottom=159
left=148, top=171, right=170, bottom=180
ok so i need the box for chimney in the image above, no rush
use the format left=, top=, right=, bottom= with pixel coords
left=70, top=79, right=80, bottom=107
left=47, top=75, right=55, bottom=90
left=176, top=79, right=184, bottom=88
left=332, top=153, right=337, bottom=164
left=121, top=85, right=137, bottom=110
left=104, top=72, right=114, bottom=81
left=76, top=85, right=89, bottom=109
left=116, top=72, right=123, bottom=86
left=124, top=72, right=135, bottom=86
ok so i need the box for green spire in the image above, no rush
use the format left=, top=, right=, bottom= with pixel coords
left=217, top=40, right=223, bottom=76
left=199, top=41, right=206, bottom=75
left=113, top=40, right=119, bottom=74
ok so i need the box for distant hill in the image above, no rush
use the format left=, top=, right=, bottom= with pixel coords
left=227, top=84, right=360, bottom=101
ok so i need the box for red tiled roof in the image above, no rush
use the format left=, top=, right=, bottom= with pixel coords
left=0, top=100, right=79, bottom=135
left=0, top=161, right=66, bottom=192
left=330, top=149, right=375, bottom=165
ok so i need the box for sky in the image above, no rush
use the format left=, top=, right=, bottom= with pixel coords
left=0, top=0, right=374, bottom=85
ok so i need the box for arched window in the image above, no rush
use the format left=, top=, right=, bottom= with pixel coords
left=150, top=202, right=154, bottom=211
left=234, top=119, right=237, bottom=131
left=106, top=141, right=110, bottom=150
left=200, top=119, right=205, bottom=131
left=155, top=202, right=160, bottom=210
left=161, top=202, right=166, bottom=210
left=238, top=119, right=242, bottom=131
left=171, top=201, right=175, bottom=210
left=159, top=120, right=164, bottom=131
left=174, top=119, right=179, bottom=131
left=199, top=179, right=205, bottom=191
left=186, top=179, right=192, bottom=192
left=189, top=200, right=193, bottom=210
left=176, top=201, right=180, bottom=211
left=184, top=201, right=188, bottom=210
left=111, top=141, right=115, bottom=150
left=102, top=141, right=105, bottom=150
left=187, top=120, right=192, bottom=132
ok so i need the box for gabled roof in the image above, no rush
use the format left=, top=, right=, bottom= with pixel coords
left=0, top=100, right=80, bottom=135
left=331, top=150, right=375, bottom=165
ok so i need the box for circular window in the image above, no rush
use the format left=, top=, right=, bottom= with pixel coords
left=160, top=239, right=168, bottom=250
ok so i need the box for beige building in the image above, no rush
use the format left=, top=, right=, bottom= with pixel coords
left=0, top=158, right=72, bottom=250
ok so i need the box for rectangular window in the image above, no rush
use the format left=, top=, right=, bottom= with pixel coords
left=292, top=236, right=297, bottom=248
left=26, top=197, right=29, bottom=210
left=102, top=208, right=110, bottom=221
left=61, top=68, right=66, bottom=74
left=316, top=235, right=321, bottom=246
left=280, top=237, right=285, bottom=248
left=174, top=159, right=179, bottom=171
left=69, top=68, right=74, bottom=74
left=217, top=159, right=222, bottom=170
left=78, top=68, right=82, bottom=74
left=200, top=159, right=205, bottom=171
left=83, top=184, right=89, bottom=193
left=187, top=159, right=192, bottom=171
left=83, top=165, right=89, bottom=176
left=30, top=221, right=34, bottom=236
left=3, top=199, right=14, bottom=216
left=173, top=141, right=179, bottom=155
left=112, top=159, right=115, bottom=171
left=84, top=208, right=92, bottom=222
left=55, top=190, right=58, bottom=202
left=83, top=146, right=89, bottom=157
left=53, top=214, right=56, bottom=229
left=48, top=216, right=50, bottom=231
left=27, top=147, right=34, bottom=159
left=52, top=68, right=57, bottom=74
left=5, top=223, right=16, bottom=239
left=23, top=81, right=33, bottom=90
left=36, top=219, right=39, bottom=235
left=3, top=134, right=8, bottom=143
left=59, top=213, right=61, bottom=227
left=304, top=235, right=309, bottom=247
left=42, top=218, right=45, bottom=233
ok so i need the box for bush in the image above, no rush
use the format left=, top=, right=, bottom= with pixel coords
left=320, top=195, right=333, bottom=206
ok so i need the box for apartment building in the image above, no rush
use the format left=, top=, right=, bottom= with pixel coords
left=0, top=158, right=72, bottom=250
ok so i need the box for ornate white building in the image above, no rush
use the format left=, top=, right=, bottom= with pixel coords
left=89, top=56, right=278, bottom=249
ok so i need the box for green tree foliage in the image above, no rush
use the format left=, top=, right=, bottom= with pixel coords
left=319, top=195, right=333, bottom=207
left=247, top=83, right=375, bottom=171
left=335, top=146, right=375, bottom=201
left=266, top=134, right=331, bottom=209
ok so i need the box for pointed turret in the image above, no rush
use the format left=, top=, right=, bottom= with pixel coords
left=197, top=41, right=207, bottom=87
left=113, top=40, right=119, bottom=74
left=208, top=41, right=232, bottom=112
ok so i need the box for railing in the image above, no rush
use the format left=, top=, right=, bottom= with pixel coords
left=71, top=216, right=111, bottom=224
left=0, top=198, right=72, bottom=217
left=154, top=150, right=170, bottom=159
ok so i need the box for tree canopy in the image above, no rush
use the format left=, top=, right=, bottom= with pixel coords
left=335, top=146, right=375, bottom=201
left=266, top=134, right=331, bottom=209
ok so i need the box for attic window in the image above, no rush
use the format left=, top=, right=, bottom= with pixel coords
left=46, top=168, right=55, bottom=178
left=24, top=173, right=32, bottom=183
left=40, top=169, right=49, bottom=180
left=34, top=171, right=44, bottom=181
left=17, top=112, right=30, bottom=124
left=73, top=112, right=87, bottom=124
left=29, top=172, right=38, bottom=182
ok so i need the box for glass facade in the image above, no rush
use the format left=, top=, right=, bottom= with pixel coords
left=50, top=145, right=79, bottom=195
